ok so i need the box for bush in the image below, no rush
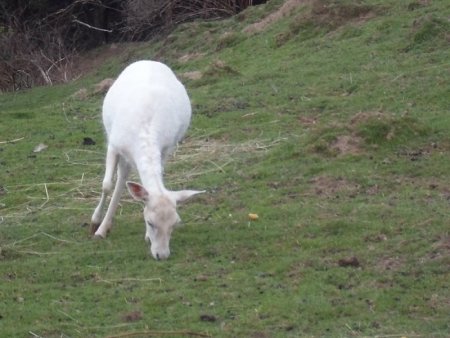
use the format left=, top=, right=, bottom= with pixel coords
left=0, top=0, right=264, bottom=91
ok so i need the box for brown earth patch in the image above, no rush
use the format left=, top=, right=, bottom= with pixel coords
left=121, top=310, right=143, bottom=323
left=71, top=78, right=115, bottom=100
left=200, top=314, right=217, bottom=322
left=310, top=0, right=376, bottom=27
left=178, top=52, right=206, bottom=63
left=310, top=110, right=429, bottom=157
left=309, top=176, right=360, bottom=197
left=244, top=0, right=311, bottom=34
left=376, top=256, right=405, bottom=272
left=73, top=43, right=129, bottom=78
left=338, top=256, right=361, bottom=268
left=246, top=0, right=379, bottom=39
left=427, top=292, right=450, bottom=313
left=250, top=332, right=270, bottom=338
left=93, top=78, right=115, bottom=94
left=71, top=88, right=89, bottom=100
left=350, top=111, right=386, bottom=126
left=180, top=71, right=203, bottom=81
left=330, top=135, right=363, bottom=156
left=205, top=59, right=240, bottom=76
left=298, top=115, right=317, bottom=126
left=427, top=235, right=450, bottom=261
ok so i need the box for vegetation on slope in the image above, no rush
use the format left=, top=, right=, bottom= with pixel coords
left=1, top=0, right=449, bottom=336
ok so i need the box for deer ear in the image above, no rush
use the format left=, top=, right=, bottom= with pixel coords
left=126, top=181, right=149, bottom=202
left=170, top=190, right=205, bottom=203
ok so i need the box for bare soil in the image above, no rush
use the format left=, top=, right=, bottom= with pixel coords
left=330, top=135, right=363, bottom=156
left=309, top=175, right=360, bottom=197
left=73, top=43, right=129, bottom=78
left=244, top=0, right=311, bottom=34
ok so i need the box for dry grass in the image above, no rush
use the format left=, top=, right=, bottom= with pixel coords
left=1, top=136, right=286, bottom=227
left=167, top=136, right=287, bottom=182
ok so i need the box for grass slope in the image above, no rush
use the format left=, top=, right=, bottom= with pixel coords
left=1, top=0, right=449, bottom=337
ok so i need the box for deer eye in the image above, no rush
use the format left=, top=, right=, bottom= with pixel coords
left=146, top=221, right=155, bottom=229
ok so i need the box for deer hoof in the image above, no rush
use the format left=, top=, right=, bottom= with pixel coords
left=90, top=222, right=100, bottom=235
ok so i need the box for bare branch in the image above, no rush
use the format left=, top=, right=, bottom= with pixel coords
left=72, top=18, right=113, bottom=33
left=0, top=137, right=25, bottom=144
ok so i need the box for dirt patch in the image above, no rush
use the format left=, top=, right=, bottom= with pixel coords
left=350, top=111, right=386, bottom=126
left=121, top=311, right=143, bottom=323
left=71, top=88, right=89, bottom=100
left=251, top=332, right=270, bottom=338
left=93, top=78, right=115, bottom=94
left=180, top=71, right=203, bottom=81
left=205, top=59, right=240, bottom=76
left=376, top=256, right=405, bottom=272
left=311, top=0, right=376, bottom=25
left=427, top=235, right=450, bottom=261
left=273, top=0, right=379, bottom=46
left=73, top=43, right=128, bottom=78
left=298, top=115, right=317, bottom=126
left=408, top=0, right=432, bottom=11
left=71, top=78, right=115, bottom=100
left=309, top=112, right=392, bottom=157
left=200, top=314, right=217, bottom=322
left=330, top=135, right=363, bottom=156
left=338, top=256, right=361, bottom=268
left=309, top=176, right=360, bottom=197
left=178, top=52, right=206, bottom=63
left=244, top=0, right=311, bottom=34
left=352, top=111, right=429, bottom=145
left=179, top=59, right=239, bottom=83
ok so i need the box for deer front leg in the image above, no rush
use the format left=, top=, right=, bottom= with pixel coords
left=94, top=158, right=130, bottom=238
left=90, top=146, right=118, bottom=235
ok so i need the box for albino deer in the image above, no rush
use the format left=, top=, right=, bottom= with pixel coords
left=90, top=60, right=204, bottom=260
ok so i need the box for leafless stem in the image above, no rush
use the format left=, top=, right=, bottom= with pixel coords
left=0, top=137, right=24, bottom=144
left=72, top=18, right=113, bottom=32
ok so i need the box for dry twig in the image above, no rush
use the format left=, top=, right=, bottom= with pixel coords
left=72, top=18, right=113, bottom=32
left=0, top=137, right=25, bottom=144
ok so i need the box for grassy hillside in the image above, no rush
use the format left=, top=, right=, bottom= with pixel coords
left=1, top=0, right=449, bottom=336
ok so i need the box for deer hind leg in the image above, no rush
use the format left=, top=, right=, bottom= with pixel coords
left=161, top=144, right=176, bottom=173
left=94, top=157, right=130, bottom=238
left=90, top=146, right=119, bottom=235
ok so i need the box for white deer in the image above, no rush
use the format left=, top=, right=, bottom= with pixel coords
left=90, top=60, right=204, bottom=260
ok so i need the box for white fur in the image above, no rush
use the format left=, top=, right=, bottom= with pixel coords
left=90, top=60, right=204, bottom=260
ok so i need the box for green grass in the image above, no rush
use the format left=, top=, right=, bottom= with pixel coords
left=1, top=0, right=450, bottom=337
